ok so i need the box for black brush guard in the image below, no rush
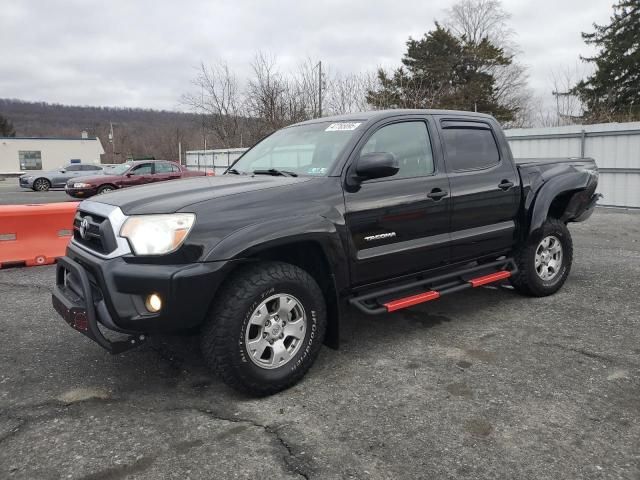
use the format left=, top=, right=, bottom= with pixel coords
left=52, top=256, right=146, bottom=354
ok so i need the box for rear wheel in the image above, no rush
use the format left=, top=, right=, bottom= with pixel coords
left=33, top=178, right=51, bottom=191
left=201, top=261, right=326, bottom=396
left=97, top=184, right=115, bottom=194
left=511, top=218, right=573, bottom=296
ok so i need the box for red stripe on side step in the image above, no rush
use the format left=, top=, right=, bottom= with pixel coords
left=384, top=291, right=440, bottom=312
left=469, top=270, right=511, bottom=288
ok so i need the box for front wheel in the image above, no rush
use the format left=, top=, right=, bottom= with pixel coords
left=511, top=218, right=573, bottom=296
left=201, top=261, right=327, bottom=396
left=32, top=178, right=51, bottom=191
left=97, top=184, right=115, bottom=195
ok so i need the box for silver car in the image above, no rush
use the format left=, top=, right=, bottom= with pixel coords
left=19, top=164, right=104, bottom=191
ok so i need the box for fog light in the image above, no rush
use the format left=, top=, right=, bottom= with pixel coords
left=145, top=293, right=162, bottom=313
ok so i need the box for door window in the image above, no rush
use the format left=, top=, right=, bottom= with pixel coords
left=66, top=165, right=82, bottom=171
left=360, top=122, right=434, bottom=178
left=130, top=164, right=153, bottom=175
left=442, top=127, right=500, bottom=171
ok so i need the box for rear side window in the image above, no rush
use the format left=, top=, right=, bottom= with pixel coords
left=442, top=127, right=500, bottom=171
left=155, top=162, right=174, bottom=173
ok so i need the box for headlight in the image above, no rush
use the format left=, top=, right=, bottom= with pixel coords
left=120, top=213, right=195, bottom=255
left=73, top=182, right=91, bottom=188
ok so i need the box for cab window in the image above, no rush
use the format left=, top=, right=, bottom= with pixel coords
left=360, top=122, right=434, bottom=178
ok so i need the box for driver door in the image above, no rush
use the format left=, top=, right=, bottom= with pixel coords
left=120, top=163, right=154, bottom=187
left=343, top=118, right=451, bottom=286
left=51, top=164, right=83, bottom=187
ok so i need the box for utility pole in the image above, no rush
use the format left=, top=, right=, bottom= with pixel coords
left=318, top=61, right=322, bottom=118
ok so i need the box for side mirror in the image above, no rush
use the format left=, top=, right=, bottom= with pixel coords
left=126, top=172, right=133, bottom=177
left=356, top=152, right=399, bottom=181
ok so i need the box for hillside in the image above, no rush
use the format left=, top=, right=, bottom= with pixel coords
left=0, top=99, right=212, bottom=163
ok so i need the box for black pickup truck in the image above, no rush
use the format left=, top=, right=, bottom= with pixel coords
left=52, top=110, right=600, bottom=395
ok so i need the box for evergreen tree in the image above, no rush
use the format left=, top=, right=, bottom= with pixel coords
left=0, top=114, right=16, bottom=137
left=367, top=23, right=516, bottom=122
left=574, top=0, right=640, bottom=121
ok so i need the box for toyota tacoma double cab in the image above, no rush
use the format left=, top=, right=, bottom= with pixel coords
left=52, top=110, right=600, bottom=396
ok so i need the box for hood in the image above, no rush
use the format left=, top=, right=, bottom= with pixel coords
left=67, top=173, right=119, bottom=185
left=89, top=175, right=314, bottom=215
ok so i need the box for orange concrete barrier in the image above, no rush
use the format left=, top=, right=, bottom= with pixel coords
left=0, top=202, right=79, bottom=268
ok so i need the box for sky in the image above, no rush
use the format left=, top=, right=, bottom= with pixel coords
left=0, top=0, right=613, bottom=113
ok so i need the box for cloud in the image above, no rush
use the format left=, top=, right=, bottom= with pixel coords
left=0, top=0, right=613, bottom=112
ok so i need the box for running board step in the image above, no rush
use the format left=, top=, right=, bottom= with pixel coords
left=349, top=259, right=517, bottom=315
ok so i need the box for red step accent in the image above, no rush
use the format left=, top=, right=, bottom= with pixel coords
left=384, top=291, right=441, bottom=312
left=469, top=270, right=511, bottom=288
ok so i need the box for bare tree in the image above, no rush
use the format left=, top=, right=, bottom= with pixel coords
left=444, top=0, right=532, bottom=126
left=181, top=61, right=245, bottom=148
left=325, top=71, right=379, bottom=115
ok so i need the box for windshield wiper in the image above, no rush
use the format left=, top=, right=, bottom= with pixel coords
left=225, top=168, right=244, bottom=175
left=252, top=168, right=298, bottom=177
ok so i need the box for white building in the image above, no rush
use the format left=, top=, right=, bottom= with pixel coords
left=0, top=135, right=105, bottom=175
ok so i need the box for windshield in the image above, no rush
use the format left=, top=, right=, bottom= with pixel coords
left=109, top=163, right=133, bottom=175
left=230, top=121, right=362, bottom=176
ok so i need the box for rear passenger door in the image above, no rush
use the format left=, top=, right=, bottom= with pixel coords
left=438, top=118, right=519, bottom=262
left=152, top=162, right=181, bottom=182
left=344, top=117, right=451, bottom=286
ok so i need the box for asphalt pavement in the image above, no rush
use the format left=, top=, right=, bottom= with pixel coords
left=0, top=209, right=638, bottom=479
left=0, top=178, right=75, bottom=204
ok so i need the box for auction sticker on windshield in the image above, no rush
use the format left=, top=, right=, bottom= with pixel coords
left=325, top=122, right=361, bottom=132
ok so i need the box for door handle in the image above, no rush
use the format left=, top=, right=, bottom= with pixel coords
left=427, top=188, right=448, bottom=200
left=498, top=180, right=514, bottom=190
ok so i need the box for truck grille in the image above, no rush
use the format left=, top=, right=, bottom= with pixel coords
left=73, top=210, right=117, bottom=255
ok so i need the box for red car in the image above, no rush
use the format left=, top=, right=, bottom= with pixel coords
left=65, top=160, right=207, bottom=198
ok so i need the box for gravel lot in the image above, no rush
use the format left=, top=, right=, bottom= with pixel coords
left=0, top=209, right=638, bottom=479
left=0, top=178, right=74, bottom=205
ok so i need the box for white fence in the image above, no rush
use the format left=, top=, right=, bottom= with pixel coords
left=505, top=122, right=640, bottom=208
left=185, top=148, right=248, bottom=176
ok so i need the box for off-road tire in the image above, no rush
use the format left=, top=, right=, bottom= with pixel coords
left=201, top=261, right=327, bottom=396
left=511, top=218, right=573, bottom=296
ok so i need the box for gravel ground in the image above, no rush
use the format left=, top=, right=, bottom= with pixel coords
left=0, top=178, right=75, bottom=204
left=0, top=209, right=638, bottom=479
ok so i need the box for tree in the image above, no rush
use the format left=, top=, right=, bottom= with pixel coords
left=181, top=61, right=246, bottom=148
left=574, top=0, right=640, bottom=122
left=0, top=114, right=16, bottom=137
left=367, top=23, right=517, bottom=122
left=444, top=0, right=531, bottom=126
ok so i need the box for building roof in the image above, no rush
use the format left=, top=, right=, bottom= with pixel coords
left=0, top=136, right=101, bottom=141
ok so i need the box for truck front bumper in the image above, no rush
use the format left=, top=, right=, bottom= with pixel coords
left=52, top=244, right=233, bottom=353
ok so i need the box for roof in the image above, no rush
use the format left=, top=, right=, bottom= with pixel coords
left=291, top=109, right=494, bottom=127
left=0, top=136, right=101, bottom=141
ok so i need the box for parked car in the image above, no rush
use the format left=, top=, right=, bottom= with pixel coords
left=19, top=164, right=104, bottom=191
left=52, top=109, right=600, bottom=396
left=64, top=160, right=206, bottom=198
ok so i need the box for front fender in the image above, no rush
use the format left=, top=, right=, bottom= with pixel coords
left=203, top=214, right=349, bottom=289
